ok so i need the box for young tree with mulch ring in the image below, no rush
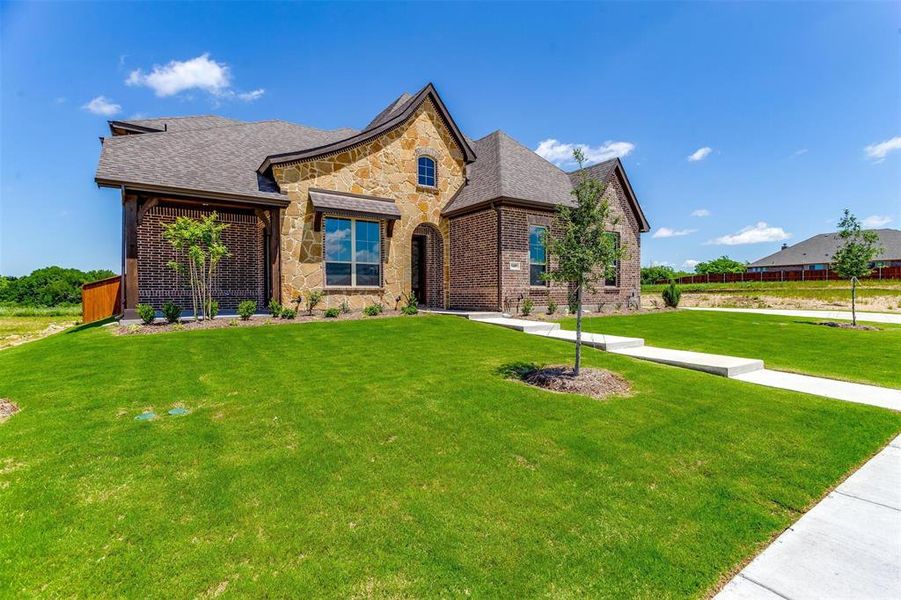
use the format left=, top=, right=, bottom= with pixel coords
left=832, top=209, right=882, bottom=326
left=543, top=148, right=625, bottom=375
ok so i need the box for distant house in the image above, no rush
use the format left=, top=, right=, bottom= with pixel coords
left=94, top=83, right=649, bottom=319
left=748, top=229, right=901, bottom=273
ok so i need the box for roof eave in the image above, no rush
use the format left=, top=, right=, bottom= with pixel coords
left=95, top=178, right=290, bottom=208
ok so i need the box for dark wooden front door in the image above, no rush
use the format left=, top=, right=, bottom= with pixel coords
left=411, top=235, right=426, bottom=304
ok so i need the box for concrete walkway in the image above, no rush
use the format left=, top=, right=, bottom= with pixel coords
left=684, top=307, right=901, bottom=325
left=735, top=370, right=901, bottom=412
left=716, top=434, right=901, bottom=600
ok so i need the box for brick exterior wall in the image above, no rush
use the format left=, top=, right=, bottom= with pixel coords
left=137, top=204, right=266, bottom=311
left=448, top=175, right=641, bottom=313
left=449, top=207, right=499, bottom=310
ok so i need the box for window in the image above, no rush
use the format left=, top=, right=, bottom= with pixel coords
left=324, top=217, right=381, bottom=287
left=417, top=156, right=436, bottom=187
left=604, top=232, right=620, bottom=286
left=529, top=225, right=547, bottom=286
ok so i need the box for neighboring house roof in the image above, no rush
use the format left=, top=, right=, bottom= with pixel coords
left=748, top=229, right=901, bottom=267
left=257, top=83, right=478, bottom=172
left=96, top=120, right=358, bottom=205
left=442, top=130, right=650, bottom=232
left=364, top=93, right=414, bottom=130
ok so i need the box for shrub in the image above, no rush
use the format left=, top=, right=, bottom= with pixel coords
left=237, top=300, right=256, bottom=320
left=268, top=299, right=282, bottom=317
left=306, top=290, right=324, bottom=315
left=136, top=303, right=156, bottom=325
left=662, top=281, right=681, bottom=308
left=568, top=296, right=579, bottom=315
left=401, top=304, right=418, bottom=316
left=521, top=298, right=534, bottom=316
left=363, top=303, right=383, bottom=317
left=340, top=300, right=351, bottom=314
left=162, top=301, right=181, bottom=324
left=207, top=300, right=219, bottom=319
left=324, top=307, right=340, bottom=318
left=171, top=323, right=185, bottom=332
left=227, top=319, right=239, bottom=327
left=280, top=307, right=296, bottom=319
left=546, top=299, right=557, bottom=315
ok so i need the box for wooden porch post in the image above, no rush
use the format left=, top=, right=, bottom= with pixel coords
left=269, top=207, right=282, bottom=304
left=122, top=192, right=140, bottom=320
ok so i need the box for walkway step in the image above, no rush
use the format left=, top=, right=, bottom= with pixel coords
left=526, top=328, right=645, bottom=351
left=734, top=369, right=901, bottom=411
left=610, top=346, right=764, bottom=377
left=470, top=317, right=560, bottom=334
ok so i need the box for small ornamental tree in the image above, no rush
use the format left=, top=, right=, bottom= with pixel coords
left=543, top=148, right=625, bottom=375
left=832, top=209, right=882, bottom=326
left=162, top=212, right=231, bottom=321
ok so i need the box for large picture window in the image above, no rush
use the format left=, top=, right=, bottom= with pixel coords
left=324, top=217, right=381, bottom=287
left=604, top=232, right=620, bottom=287
left=529, top=225, right=547, bottom=286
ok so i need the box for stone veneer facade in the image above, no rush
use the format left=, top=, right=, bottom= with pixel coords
left=272, top=99, right=466, bottom=310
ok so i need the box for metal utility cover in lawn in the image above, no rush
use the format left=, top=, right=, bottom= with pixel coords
left=135, top=411, right=156, bottom=421
left=168, top=407, right=189, bottom=416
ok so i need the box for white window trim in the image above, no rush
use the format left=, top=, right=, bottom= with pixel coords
left=529, top=224, right=548, bottom=287
left=323, top=216, right=382, bottom=289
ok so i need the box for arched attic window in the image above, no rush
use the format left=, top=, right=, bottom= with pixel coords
left=417, top=156, right=436, bottom=187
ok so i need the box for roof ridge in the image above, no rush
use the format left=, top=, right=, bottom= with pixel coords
left=105, top=120, right=355, bottom=142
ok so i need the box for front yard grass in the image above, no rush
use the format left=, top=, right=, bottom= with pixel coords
left=1, top=316, right=899, bottom=597
left=564, top=310, right=901, bottom=388
left=0, top=315, right=79, bottom=349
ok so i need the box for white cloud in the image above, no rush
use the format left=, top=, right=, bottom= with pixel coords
left=861, top=215, right=893, bottom=228
left=682, top=259, right=700, bottom=270
left=652, top=227, right=697, bottom=239
left=535, top=138, right=635, bottom=168
left=81, top=95, right=121, bottom=116
left=864, top=136, right=901, bottom=162
left=237, top=88, right=265, bottom=102
left=791, top=148, right=808, bottom=157
left=127, top=53, right=231, bottom=97
left=651, top=260, right=675, bottom=267
left=691, top=209, right=710, bottom=218
left=709, top=222, right=791, bottom=245
left=687, top=147, right=712, bottom=162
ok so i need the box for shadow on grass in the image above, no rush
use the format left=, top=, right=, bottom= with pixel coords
left=64, top=316, right=117, bottom=335
left=495, top=361, right=541, bottom=380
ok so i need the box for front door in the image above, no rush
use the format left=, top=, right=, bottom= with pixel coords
left=411, top=235, right=426, bottom=304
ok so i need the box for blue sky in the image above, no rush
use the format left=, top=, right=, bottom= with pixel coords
left=1, top=1, right=898, bottom=276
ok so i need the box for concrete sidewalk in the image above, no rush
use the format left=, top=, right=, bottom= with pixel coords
left=735, top=370, right=901, bottom=412
left=684, top=307, right=901, bottom=325
left=716, top=435, right=901, bottom=600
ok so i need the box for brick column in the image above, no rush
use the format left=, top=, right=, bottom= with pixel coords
left=269, top=206, right=281, bottom=304
left=122, top=192, right=139, bottom=320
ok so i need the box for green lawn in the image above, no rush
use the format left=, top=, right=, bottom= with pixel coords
left=0, top=315, right=79, bottom=349
left=564, top=310, right=901, bottom=388
left=1, top=316, right=899, bottom=597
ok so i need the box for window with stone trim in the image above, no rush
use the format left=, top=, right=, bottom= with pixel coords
left=529, top=225, right=547, bottom=286
left=324, top=217, right=381, bottom=287
left=604, top=232, right=620, bottom=287
left=417, top=156, right=436, bottom=187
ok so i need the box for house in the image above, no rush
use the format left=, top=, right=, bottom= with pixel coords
left=95, top=83, right=649, bottom=319
left=748, top=229, right=901, bottom=273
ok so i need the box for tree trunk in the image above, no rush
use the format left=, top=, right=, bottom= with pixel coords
left=851, top=277, right=857, bottom=326
left=574, top=284, right=583, bottom=376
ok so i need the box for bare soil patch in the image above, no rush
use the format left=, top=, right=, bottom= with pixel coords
left=816, top=321, right=880, bottom=331
left=115, top=310, right=417, bottom=336
left=0, top=398, right=20, bottom=422
left=501, top=363, right=631, bottom=400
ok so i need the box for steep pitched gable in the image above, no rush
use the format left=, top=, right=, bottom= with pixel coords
left=257, top=83, right=477, bottom=172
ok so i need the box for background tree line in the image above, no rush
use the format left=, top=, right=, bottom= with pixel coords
left=0, top=266, right=115, bottom=307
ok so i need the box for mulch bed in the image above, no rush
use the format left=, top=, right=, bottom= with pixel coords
left=816, top=321, right=880, bottom=331
left=519, top=365, right=631, bottom=400
left=0, top=399, right=20, bottom=422
left=115, top=310, right=418, bottom=336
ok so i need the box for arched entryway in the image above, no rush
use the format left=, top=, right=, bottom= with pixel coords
left=411, top=223, right=445, bottom=308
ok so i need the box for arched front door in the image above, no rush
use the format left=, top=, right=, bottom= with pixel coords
left=410, top=223, right=444, bottom=308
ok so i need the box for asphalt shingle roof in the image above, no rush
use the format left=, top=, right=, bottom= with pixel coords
left=363, top=93, right=414, bottom=131
left=749, top=229, right=901, bottom=267
left=116, top=115, right=243, bottom=132
left=96, top=121, right=358, bottom=202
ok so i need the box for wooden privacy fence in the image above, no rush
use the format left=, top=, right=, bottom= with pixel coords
left=657, top=266, right=901, bottom=285
left=82, top=275, right=121, bottom=323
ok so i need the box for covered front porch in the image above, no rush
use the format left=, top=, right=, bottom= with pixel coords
left=119, top=187, right=286, bottom=320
